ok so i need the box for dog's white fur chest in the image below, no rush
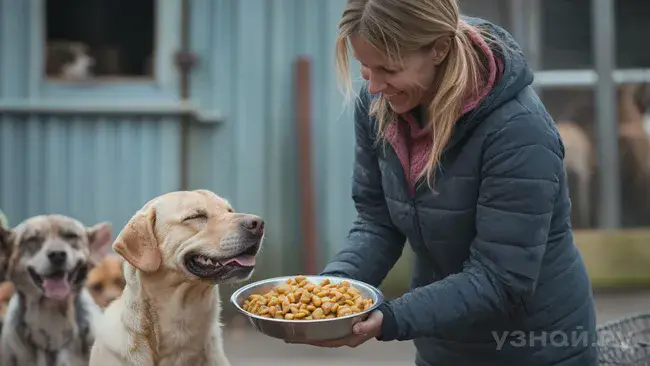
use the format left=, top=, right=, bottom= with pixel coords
left=1, top=290, right=101, bottom=366
left=90, top=265, right=231, bottom=366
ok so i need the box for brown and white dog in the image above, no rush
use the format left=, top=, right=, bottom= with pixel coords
left=0, top=215, right=112, bottom=366
left=89, top=189, right=265, bottom=366
left=556, top=120, right=594, bottom=228
left=85, top=254, right=125, bottom=309
left=556, top=82, right=650, bottom=228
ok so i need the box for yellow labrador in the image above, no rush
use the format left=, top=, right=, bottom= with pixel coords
left=89, top=189, right=265, bottom=366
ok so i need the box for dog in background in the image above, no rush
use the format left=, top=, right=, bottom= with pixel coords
left=556, top=82, right=650, bottom=227
left=618, top=83, right=650, bottom=176
left=90, top=189, right=265, bottom=366
left=634, top=82, right=650, bottom=134
left=616, top=83, right=650, bottom=226
left=0, top=215, right=112, bottom=366
left=555, top=120, right=594, bottom=228
left=85, top=254, right=125, bottom=309
left=45, top=41, right=95, bottom=80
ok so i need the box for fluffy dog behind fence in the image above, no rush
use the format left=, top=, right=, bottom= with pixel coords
left=0, top=214, right=112, bottom=366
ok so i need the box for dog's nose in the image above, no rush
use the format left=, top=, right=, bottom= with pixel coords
left=241, top=217, right=265, bottom=237
left=47, top=250, right=67, bottom=267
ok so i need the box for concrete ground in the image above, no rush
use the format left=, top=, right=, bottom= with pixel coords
left=222, top=288, right=650, bottom=365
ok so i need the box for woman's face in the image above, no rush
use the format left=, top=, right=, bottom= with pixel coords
left=350, top=34, right=449, bottom=115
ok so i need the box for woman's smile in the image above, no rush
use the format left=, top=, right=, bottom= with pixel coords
left=385, top=92, right=412, bottom=113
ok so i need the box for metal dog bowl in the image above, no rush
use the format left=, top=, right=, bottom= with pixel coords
left=230, top=275, right=384, bottom=342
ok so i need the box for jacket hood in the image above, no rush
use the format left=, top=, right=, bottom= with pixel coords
left=444, top=16, right=535, bottom=151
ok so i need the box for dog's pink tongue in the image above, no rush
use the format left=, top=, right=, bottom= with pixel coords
left=43, top=277, right=70, bottom=301
left=223, top=255, right=256, bottom=267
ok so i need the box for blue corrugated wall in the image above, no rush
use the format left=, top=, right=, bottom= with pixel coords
left=0, top=116, right=180, bottom=228
left=185, top=0, right=361, bottom=276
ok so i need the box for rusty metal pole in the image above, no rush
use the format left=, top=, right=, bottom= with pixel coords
left=176, top=0, right=198, bottom=191
left=296, top=56, right=318, bottom=275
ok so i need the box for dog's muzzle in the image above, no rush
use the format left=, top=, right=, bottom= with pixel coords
left=184, top=242, right=259, bottom=282
left=28, top=261, right=86, bottom=301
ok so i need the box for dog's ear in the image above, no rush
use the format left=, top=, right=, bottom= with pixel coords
left=112, top=207, right=161, bottom=273
left=87, top=222, right=113, bottom=265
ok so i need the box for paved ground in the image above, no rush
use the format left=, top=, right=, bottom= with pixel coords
left=222, top=288, right=650, bottom=365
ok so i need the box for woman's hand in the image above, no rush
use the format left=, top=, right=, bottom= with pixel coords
left=286, top=310, right=384, bottom=348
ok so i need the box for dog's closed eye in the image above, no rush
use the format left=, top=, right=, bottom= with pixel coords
left=60, top=231, right=80, bottom=240
left=182, top=210, right=208, bottom=222
left=23, top=235, right=41, bottom=243
left=21, top=235, right=43, bottom=252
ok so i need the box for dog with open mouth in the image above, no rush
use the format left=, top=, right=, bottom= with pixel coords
left=0, top=214, right=112, bottom=366
left=89, top=189, right=265, bottom=366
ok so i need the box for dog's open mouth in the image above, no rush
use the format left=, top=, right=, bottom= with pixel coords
left=184, top=245, right=257, bottom=281
left=28, top=262, right=84, bottom=301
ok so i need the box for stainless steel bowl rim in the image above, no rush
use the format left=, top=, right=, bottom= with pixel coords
left=229, top=275, right=384, bottom=323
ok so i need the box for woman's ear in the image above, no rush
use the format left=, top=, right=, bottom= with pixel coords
left=430, top=36, right=452, bottom=66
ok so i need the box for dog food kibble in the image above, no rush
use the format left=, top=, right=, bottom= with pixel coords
left=242, top=276, right=374, bottom=320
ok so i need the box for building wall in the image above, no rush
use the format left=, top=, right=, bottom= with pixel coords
left=0, top=115, right=180, bottom=229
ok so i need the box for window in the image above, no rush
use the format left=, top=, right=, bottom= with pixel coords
left=540, top=0, right=593, bottom=70
left=615, top=0, right=650, bottom=69
left=44, top=0, right=156, bottom=81
left=460, top=0, right=512, bottom=30
left=539, top=0, right=650, bottom=70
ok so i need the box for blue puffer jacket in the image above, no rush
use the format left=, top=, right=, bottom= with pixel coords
left=321, top=17, right=598, bottom=366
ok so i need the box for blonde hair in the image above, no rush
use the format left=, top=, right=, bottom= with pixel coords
left=335, top=0, right=497, bottom=187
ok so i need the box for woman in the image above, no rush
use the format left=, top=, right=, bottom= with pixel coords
left=297, top=0, right=598, bottom=365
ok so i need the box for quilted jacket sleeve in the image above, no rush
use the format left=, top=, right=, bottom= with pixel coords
left=319, top=85, right=407, bottom=287
left=376, top=113, right=563, bottom=341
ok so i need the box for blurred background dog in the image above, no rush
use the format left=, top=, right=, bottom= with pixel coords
left=45, top=41, right=95, bottom=80
left=0, top=215, right=112, bottom=365
left=85, top=254, right=125, bottom=309
left=555, top=82, right=650, bottom=228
